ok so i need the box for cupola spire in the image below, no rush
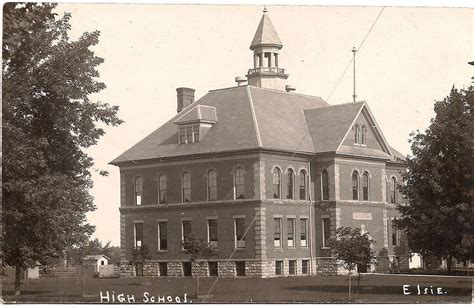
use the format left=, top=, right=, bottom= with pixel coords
left=246, top=9, right=288, bottom=91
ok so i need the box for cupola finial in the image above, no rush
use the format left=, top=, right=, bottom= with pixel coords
left=263, top=6, right=267, bottom=14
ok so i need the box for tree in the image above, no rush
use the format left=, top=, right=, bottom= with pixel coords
left=397, top=87, right=473, bottom=274
left=181, top=235, right=218, bottom=298
left=2, top=3, right=123, bottom=295
left=329, top=227, right=377, bottom=301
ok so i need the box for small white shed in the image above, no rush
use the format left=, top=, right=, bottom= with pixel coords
left=84, top=255, right=110, bottom=273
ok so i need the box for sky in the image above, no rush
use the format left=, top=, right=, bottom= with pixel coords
left=55, top=2, right=473, bottom=246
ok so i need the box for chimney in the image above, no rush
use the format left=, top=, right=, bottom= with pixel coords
left=235, top=76, right=247, bottom=86
left=285, top=85, right=296, bottom=92
left=176, top=87, right=195, bottom=113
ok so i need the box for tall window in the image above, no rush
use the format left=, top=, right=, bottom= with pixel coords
left=182, top=221, right=191, bottom=242
left=273, top=167, right=281, bottom=199
left=186, top=126, right=193, bottom=143
left=208, top=170, right=217, bottom=201
left=179, top=127, right=186, bottom=144
left=273, top=218, right=282, bottom=247
left=234, top=168, right=244, bottom=199
left=289, top=260, right=296, bottom=275
left=182, top=172, right=191, bottom=202
left=300, top=218, right=308, bottom=247
left=287, top=218, right=295, bottom=247
left=362, top=172, right=370, bottom=201
left=322, top=218, right=331, bottom=248
left=287, top=169, right=294, bottom=199
left=275, top=261, right=283, bottom=276
left=391, top=177, right=397, bottom=204
left=321, top=170, right=329, bottom=201
left=299, top=170, right=307, bottom=200
left=134, top=177, right=143, bottom=206
left=208, top=219, right=218, bottom=247
left=158, top=222, right=167, bottom=250
left=193, top=125, right=200, bottom=142
left=352, top=171, right=359, bottom=200
left=235, top=218, right=245, bottom=248
left=134, top=222, right=143, bottom=248
left=354, top=124, right=360, bottom=144
left=361, top=125, right=366, bottom=145
left=158, top=175, right=167, bottom=204
left=391, top=219, right=399, bottom=246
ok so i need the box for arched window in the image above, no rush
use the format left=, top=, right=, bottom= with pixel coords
left=158, top=175, right=167, bottom=204
left=321, top=170, right=329, bottom=201
left=352, top=171, right=359, bottom=200
left=362, top=172, right=370, bottom=201
left=135, top=176, right=143, bottom=206
left=234, top=167, right=244, bottom=200
left=273, top=167, right=281, bottom=199
left=354, top=124, right=360, bottom=144
left=182, top=172, right=191, bottom=202
left=287, top=169, right=294, bottom=199
left=390, top=177, right=397, bottom=204
left=361, top=125, right=366, bottom=145
left=208, top=170, right=217, bottom=201
left=299, top=170, right=307, bottom=200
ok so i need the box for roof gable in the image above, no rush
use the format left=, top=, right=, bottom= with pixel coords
left=173, top=105, right=217, bottom=125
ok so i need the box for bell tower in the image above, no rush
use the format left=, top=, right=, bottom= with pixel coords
left=246, top=8, right=289, bottom=91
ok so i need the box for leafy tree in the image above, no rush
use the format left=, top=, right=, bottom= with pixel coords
left=181, top=235, right=218, bottom=297
left=397, top=87, right=473, bottom=274
left=2, top=3, right=122, bottom=295
left=329, top=227, right=377, bottom=301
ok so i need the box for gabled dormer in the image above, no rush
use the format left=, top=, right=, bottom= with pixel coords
left=174, top=105, right=218, bottom=144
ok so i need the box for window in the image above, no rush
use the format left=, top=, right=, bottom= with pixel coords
left=385, top=177, right=390, bottom=202
left=275, top=261, right=283, bottom=276
left=273, top=218, right=282, bottom=247
left=321, top=170, right=329, bottom=201
left=158, top=221, right=167, bottom=251
left=235, top=261, right=246, bottom=276
left=235, top=218, right=246, bottom=248
left=134, top=177, right=143, bottom=206
left=186, top=126, right=193, bottom=144
left=134, top=222, right=143, bottom=248
left=287, top=218, right=295, bottom=247
left=179, top=127, right=186, bottom=144
left=182, top=220, right=191, bottom=242
left=299, top=170, right=307, bottom=200
left=273, top=167, right=281, bottom=199
left=208, top=219, right=218, bottom=247
left=391, top=219, right=399, bottom=246
left=101, top=260, right=105, bottom=265
left=159, top=262, right=167, bottom=276
left=208, top=262, right=218, bottom=276
left=322, top=218, right=330, bottom=248
left=352, top=171, right=359, bottom=200
left=234, top=168, right=244, bottom=199
left=289, top=260, right=296, bottom=275
left=390, top=177, right=397, bottom=204
left=354, top=124, right=360, bottom=144
left=287, top=169, right=294, bottom=199
left=362, top=172, right=370, bottom=201
left=302, top=260, right=309, bottom=274
left=182, top=172, right=191, bottom=202
left=300, top=218, right=308, bottom=247
left=193, top=125, right=200, bottom=142
left=183, top=262, right=192, bottom=276
left=208, top=170, right=217, bottom=201
left=361, top=125, right=366, bottom=145
left=158, top=175, right=167, bottom=204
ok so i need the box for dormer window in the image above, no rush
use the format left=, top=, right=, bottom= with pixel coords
left=174, top=105, right=217, bottom=144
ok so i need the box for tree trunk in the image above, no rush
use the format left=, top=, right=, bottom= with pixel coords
left=196, top=275, right=200, bottom=297
left=446, top=255, right=452, bottom=275
left=348, top=269, right=352, bottom=301
left=14, top=265, right=21, bottom=296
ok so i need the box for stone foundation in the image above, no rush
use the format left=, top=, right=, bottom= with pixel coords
left=315, top=257, right=338, bottom=275
left=376, top=257, right=389, bottom=273
left=120, top=262, right=135, bottom=278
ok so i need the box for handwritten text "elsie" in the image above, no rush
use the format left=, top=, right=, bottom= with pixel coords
left=402, top=285, right=447, bottom=295
left=99, top=291, right=189, bottom=303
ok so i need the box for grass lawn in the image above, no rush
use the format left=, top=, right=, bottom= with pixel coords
left=2, top=274, right=472, bottom=304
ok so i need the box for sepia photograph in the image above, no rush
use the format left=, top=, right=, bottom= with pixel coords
left=1, top=0, right=473, bottom=304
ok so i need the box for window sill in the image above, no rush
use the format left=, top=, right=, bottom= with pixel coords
left=156, top=250, right=168, bottom=253
left=321, top=246, right=331, bottom=250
